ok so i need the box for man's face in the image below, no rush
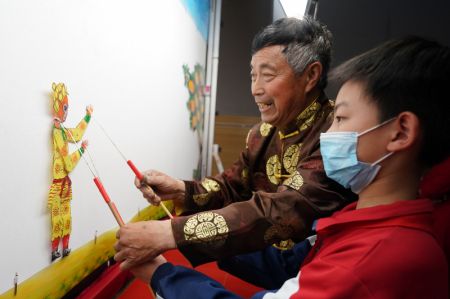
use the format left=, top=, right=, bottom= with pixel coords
left=328, top=80, right=391, bottom=163
left=250, top=45, right=308, bottom=128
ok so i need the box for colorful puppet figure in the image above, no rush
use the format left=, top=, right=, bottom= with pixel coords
left=48, top=83, right=92, bottom=261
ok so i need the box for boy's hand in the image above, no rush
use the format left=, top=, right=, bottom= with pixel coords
left=129, top=255, right=168, bottom=283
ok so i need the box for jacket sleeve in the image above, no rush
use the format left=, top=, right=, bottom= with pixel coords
left=150, top=263, right=243, bottom=299
left=171, top=153, right=354, bottom=266
left=217, top=239, right=312, bottom=289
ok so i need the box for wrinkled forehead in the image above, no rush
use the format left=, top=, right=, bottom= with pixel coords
left=250, top=45, right=288, bottom=69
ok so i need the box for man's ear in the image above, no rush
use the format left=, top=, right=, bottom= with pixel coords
left=386, top=112, right=421, bottom=152
left=304, top=62, right=322, bottom=93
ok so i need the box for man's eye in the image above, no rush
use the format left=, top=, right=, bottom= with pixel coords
left=63, top=105, right=68, bottom=112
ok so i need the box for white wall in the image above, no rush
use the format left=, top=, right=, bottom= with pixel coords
left=0, top=0, right=207, bottom=293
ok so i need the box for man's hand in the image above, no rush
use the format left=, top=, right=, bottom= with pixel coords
left=129, top=255, right=168, bottom=283
left=114, top=220, right=176, bottom=270
left=135, top=169, right=185, bottom=205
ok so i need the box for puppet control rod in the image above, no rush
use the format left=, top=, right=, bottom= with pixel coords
left=93, top=119, right=173, bottom=219
left=61, top=124, right=125, bottom=227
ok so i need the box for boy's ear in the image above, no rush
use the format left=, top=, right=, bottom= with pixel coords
left=386, top=112, right=421, bottom=152
left=304, top=62, right=322, bottom=93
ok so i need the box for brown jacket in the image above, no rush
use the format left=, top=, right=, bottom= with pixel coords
left=172, top=94, right=356, bottom=266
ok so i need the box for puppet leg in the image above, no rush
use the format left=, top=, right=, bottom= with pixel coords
left=61, top=189, right=72, bottom=258
left=50, top=200, right=63, bottom=261
left=49, top=182, right=63, bottom=261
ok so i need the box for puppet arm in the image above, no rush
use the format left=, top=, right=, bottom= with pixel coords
left=67, top=113, right=91, bottom=142
left=54, top=128, right=84, bottom=173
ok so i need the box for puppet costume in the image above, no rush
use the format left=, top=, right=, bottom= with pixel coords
left=48, top=82, right=91, bottom=261
left=171, top=94, right=357, bottom=266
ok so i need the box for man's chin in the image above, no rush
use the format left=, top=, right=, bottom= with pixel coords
left=260, top=114, right=276, bottom=126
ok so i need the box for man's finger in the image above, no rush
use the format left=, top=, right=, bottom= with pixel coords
left=120, top=259, right=133, bottom=270
left=113, top=241, right=121, bottom=252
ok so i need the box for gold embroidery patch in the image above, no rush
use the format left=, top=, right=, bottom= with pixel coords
left=184, top=212, right=229, bottom=244
left=193, top=178, right=220, bottom=206
left=282, top=171, right=304, bottom=190
left=266, top=155, right=281, bottom=185
left=193, top=193, right=210, bottom=206
left=297, top=101, right=321, bottom=131
left=201, top=178, right=220, bottom=192
left=260, top=123, right=273, bottom=137
left=283, top=144, right=301, bottom=174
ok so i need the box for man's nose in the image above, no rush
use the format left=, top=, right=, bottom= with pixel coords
left=251, top=79, right=264, bottom=96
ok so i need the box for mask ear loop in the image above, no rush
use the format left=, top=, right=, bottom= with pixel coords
left=357, top=117, right=397, bottom=166
left=358, top=117, right=397, bottom=137
left=371, top=151, right=394, bottom=166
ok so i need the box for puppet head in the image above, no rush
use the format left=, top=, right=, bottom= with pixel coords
left=52, top=82, right=69, bottom=122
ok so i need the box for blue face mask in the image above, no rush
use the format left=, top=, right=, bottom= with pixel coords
left=320, top=118, right=395, bottom=194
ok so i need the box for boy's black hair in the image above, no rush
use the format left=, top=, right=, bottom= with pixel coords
left=251, top=17, right=332, bottom=89
left=330, top=36, right=450, bottom=168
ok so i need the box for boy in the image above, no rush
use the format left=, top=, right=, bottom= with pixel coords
left=126, top=36, right=449, bottom=298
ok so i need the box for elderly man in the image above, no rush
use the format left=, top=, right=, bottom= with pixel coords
left=114, top=17, right=355, bottom=269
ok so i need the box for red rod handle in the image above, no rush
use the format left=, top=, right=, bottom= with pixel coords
left=127, top=160, right=143, bottom=180
left=93, top=177, right=111, bottom=203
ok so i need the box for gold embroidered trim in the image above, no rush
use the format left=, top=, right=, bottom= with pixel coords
left=296, top=99, right=322, bottom=132
left=282, top=171, right=304, bottom=190
left=266, top=155, right=281, bottom=185
left=184, top=212, right=229, bottom=244
left=260, top=123, right=273, bottom=137
left=278, top=130, right=299, bottom=140
left=283, top=144, right=301, bottom=174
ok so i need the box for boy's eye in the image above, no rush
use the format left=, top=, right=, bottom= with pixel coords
left=335, top=116, right=343, bottom=123
left=63, top=105, right=68, bottom=112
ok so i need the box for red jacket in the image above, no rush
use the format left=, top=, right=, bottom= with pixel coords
left=294, top=199, right=448, bottom=299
